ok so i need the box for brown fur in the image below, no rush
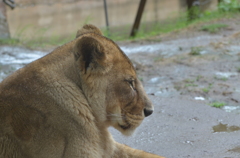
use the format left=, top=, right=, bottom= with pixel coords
left=0, top=24, right=165, bottom=158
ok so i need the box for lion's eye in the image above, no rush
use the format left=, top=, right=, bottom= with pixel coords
left=128, top=80, right=136, bottom=91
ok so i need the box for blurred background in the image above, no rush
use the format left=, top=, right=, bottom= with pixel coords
left=1, top=0, right=236, bottom=45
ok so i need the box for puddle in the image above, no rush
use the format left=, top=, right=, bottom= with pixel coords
left=0, top=46, right=47, bottom=82
left=121, top=43, right=179, bottom=56
left=0, top=46, right=47, bottom=65
left=212, top=123, right=240, bottom=133
left=228, top=146, right=240, bottom=153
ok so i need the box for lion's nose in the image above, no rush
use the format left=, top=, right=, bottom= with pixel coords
left=144, top=108, right=153, bottom=117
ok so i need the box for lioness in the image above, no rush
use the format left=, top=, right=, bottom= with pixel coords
left=0, top=24, right=164, bottom=158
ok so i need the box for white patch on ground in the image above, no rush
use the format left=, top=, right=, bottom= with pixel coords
left=215, top=72, right=238, bottom=78
left=194, top=96, right=205, bottom=101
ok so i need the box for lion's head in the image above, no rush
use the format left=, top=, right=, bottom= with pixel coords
left=74, top=25, right=154, bottom=136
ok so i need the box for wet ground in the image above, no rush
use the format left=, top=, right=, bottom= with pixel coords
left=120, top=17, right=240, bottom=115
left=0, top=18, right=240, bottom=157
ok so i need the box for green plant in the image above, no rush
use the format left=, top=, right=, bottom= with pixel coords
left=218, top=0, right=240, bottom=12
left=201, top=23, right=228, bottom=33
left=221, top=77, right=228, bottom=81
left=209, top=102, right=226, bottom=108
left=187, top=5, right=200, bottom=21
left=202, top=88, right=210, bottom=93
left=196, top=75, right=203, bottom=81
left=189, top=47, right=202, bottom=55
left=202, top=83, right=213, bottom=93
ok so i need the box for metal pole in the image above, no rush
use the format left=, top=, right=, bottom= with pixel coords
left=130, top=0, right=147, bottom=37
left=3, top=0, right=15, bottom=9
left=103, top=0, right=110, bottom=36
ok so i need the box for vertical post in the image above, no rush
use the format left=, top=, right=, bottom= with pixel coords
left=103, top=0, right=110, bottom=36
left=0, top=1, right=10, bottom=39
left=130, top=0, right=147, bottom=37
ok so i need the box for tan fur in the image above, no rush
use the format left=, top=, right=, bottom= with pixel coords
left=0, top=24, right=165, bottom=158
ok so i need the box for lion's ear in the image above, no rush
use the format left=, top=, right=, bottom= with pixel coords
left=74, top=36, right=108, bottom=73
left=76, top=24, right=103, bottom=38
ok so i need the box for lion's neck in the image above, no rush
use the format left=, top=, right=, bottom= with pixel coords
left=35, top=45, right=95, bottom=122
left=79, top=74, right=109, bottom=125
left=39, top=44, right=109, bottom=128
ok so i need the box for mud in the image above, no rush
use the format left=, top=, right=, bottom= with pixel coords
left=212, top=123, right=240, bottom=133
left=0, top=17, right=240, bottom=157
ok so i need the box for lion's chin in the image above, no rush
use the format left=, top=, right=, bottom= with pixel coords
left=110, top=113, right=143, bottom=136
left=115, top=123, right=136, bottom=136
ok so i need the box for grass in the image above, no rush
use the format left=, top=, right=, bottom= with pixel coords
left=185, top=83, right=198, bottom=87
left=122, top=9, right=240, bottom=41
left=214, top=76, right=228, bottom=81
left=196, top=75, right=203, bottom=81
left=0, top=38, right=20, bottom=45
left=1, top=32, right=75, bottom=49
left=136, top=17, right=187, bottom=39
left=189, top=47, right=202, bottom=56
left=184, top=79, right=195, bottom=83
left=221, top=77, right=228, bottom=81
left=201, top=23, right=228, bottom=33
left=209, top=102, right=226, bottom=108
left=25, top=34, right=75, bottom=48
left=184, top=78, right=198, bottom=87
left=202, top=88, right=210, bottom=93
left=202, top=83, right=213, bottom=93
left=218, top=0, right=240, bottom=12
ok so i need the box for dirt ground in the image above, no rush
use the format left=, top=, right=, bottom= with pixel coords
left=0, top=17, right=240, bottom=158
left=124, top=18, right=240, bottom=114
left=113, top=17, right=240, bottom=158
